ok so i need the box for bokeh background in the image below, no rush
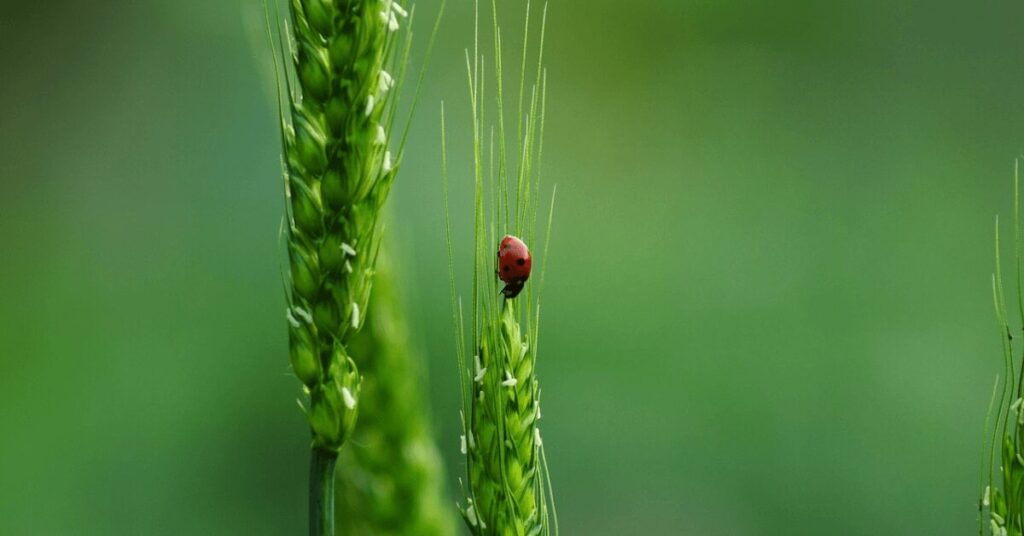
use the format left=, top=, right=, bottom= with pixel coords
left=3, top=0, right=1024, bottom=534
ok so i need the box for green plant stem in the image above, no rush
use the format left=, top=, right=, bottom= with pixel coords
left=310, top=447, right=338, bottom=536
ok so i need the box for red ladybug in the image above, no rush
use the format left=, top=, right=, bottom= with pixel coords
left=497, top=235, right=532, bottom=298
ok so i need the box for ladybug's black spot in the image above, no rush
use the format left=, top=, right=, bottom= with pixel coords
left=503, top=265, right=511, bottom=272
left=516, top=258, right=526, bottom=266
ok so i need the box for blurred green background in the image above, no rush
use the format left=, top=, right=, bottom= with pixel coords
left=2, top=0, right=1023, bottom=534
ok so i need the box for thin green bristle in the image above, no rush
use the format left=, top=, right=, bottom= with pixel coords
left=981, top=166, right=1024, bottom=535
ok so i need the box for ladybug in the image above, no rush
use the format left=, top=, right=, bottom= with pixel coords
left=497, top=235, right=532, bottom=298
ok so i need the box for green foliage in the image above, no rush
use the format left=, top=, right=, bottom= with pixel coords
left=984, top=159, right=1024, bottom=536
left=443, top=2, right=557, bottom=534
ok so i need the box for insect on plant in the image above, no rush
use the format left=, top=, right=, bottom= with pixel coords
left=442, top=1, right=559, bottom=534
left=497, top=234, right=532, bottom=298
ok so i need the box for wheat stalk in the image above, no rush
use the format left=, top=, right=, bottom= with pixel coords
left=982, top=158, right=1024, bottom=536
left=443, top=2, right=557, bottom=534
left=269, top=1, right=416, bottom=534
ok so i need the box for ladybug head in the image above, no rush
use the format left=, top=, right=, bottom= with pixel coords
left=501, top=280, right=526, bottom=299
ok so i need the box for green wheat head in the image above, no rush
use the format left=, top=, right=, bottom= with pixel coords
left=443, top=2, right=558, bottom=534
left=271, top=0, right=415, bottom=453
left=983, top=159, right=1024, bottom=536
left=336, top=254, right=457, bottom=535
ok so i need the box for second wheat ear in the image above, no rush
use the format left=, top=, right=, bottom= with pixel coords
left=443, top=1, right=559, bottom=534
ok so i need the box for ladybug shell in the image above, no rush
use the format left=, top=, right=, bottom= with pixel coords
left=497, top=235, right=532, bottom=298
